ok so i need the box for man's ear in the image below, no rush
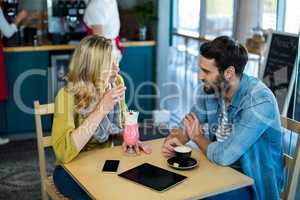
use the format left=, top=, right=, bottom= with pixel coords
left=224, top=66, right=235, bottom=80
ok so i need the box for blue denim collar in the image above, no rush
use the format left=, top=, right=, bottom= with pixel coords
left=228, top=73, right=248, bottom=108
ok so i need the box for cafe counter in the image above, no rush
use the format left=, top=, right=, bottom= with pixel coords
left=3, top=41, right=156, bottom=52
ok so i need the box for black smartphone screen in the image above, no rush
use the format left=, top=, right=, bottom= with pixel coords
left=102, top=160, right=120, bottom=172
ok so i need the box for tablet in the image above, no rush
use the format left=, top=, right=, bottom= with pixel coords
left=118, top=163, right=187, bottom=192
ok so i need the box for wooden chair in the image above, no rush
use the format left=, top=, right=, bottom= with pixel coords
left=34, top=101, right=69, bottom=200
left=280, top=116, right=300, bottom=200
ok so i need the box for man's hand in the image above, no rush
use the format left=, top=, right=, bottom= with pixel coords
left=182, top=112, right=203, bottom=142
left=161, top=137, right=183, bottom=158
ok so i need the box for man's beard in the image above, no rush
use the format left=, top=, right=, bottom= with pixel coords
left=203, top=74, right=230, bottom=96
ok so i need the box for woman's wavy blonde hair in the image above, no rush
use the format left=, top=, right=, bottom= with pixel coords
left=66, top=35, right=113, bottom=112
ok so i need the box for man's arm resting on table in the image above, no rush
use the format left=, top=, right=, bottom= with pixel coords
left=181, top=112, right=211, bottom=155
left=192, top=134, right=211, bottom=155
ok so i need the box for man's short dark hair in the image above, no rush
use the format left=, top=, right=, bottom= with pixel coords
left=200, top=36, right=248, bottom=76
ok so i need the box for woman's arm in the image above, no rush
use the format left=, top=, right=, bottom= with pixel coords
left=72, top=86, right=126, bottom=150
left=52, top=87, right=126, bottom=163
left=71, top=105, right=106, bottom=150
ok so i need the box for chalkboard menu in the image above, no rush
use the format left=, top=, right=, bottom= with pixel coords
left=293, top=41, right=300, bottom=121
left=262, top=32, right=299, bottom=116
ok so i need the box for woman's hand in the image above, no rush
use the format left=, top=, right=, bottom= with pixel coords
left=96, top=86, right=126, bottom=115
left=122, top=141, right=152, bottom=155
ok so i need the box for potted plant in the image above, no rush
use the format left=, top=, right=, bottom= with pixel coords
left=135, top=1, right=155, bottom=41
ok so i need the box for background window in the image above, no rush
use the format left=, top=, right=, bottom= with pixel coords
left=175, top=0, right=200, bottom=32
left=204, top=0, right=234, bottom=38
left=284, top=0, right=300, bottom=34
left=262, top=0, right=277, bottom=30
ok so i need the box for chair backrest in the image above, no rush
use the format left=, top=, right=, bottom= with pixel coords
left=34, top=101, right=55, bottom=181
left=280, top=116, right=300, bottom=200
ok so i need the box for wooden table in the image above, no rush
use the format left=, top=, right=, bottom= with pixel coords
left=63, top=139, right=254, bottom=200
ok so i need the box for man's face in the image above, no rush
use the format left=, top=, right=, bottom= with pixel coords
left=198, top=56, right=227, bottom=94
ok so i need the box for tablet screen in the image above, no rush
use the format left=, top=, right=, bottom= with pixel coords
left=118, top=163, right=187, bottom=192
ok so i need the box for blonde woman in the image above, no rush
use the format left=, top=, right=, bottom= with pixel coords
left=52, top=35, right=126, bottom=200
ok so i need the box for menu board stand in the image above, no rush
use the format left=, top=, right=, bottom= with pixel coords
left=260, top=31, right=299, bottom=117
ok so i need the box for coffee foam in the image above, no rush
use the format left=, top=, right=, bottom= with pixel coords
left=174, top=145, right=192, bottom=153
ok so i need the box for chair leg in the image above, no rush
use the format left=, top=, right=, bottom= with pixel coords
left=41, top=184, right=49, bottom=200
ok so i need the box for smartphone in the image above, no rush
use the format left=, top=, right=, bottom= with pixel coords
left=102, top=160, right=120, bottom=173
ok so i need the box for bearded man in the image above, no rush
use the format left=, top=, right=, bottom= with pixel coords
left=162, top=36, right=283, bottom=200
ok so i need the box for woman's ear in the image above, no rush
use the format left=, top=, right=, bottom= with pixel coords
left=224, top=66, right=235, bottom=80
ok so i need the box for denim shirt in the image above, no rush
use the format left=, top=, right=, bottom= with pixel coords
left=181, top=74, right=283, bottom=200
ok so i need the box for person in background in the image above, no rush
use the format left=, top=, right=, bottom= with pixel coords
left=83, top=0, right=123, bottom=62
left=0, top=6, right=28, bottom=145
left=162, top=36, right=283, bottom=200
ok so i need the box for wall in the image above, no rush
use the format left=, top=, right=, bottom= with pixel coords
left=118, top=0, right=157, bottom=40
left=19, top=0, right=46, bottom=11
left=19, top=0, right=48, bottom=33
left=118, top=0, right=138, bottom=9
left=118, top=0, right=155, bottom=9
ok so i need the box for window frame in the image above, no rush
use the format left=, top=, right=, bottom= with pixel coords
left=264, top=0, right=299, bottom=33
left=276, top=0, right=286, bottom=31
left=171, top=0, right=238, bottom=40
